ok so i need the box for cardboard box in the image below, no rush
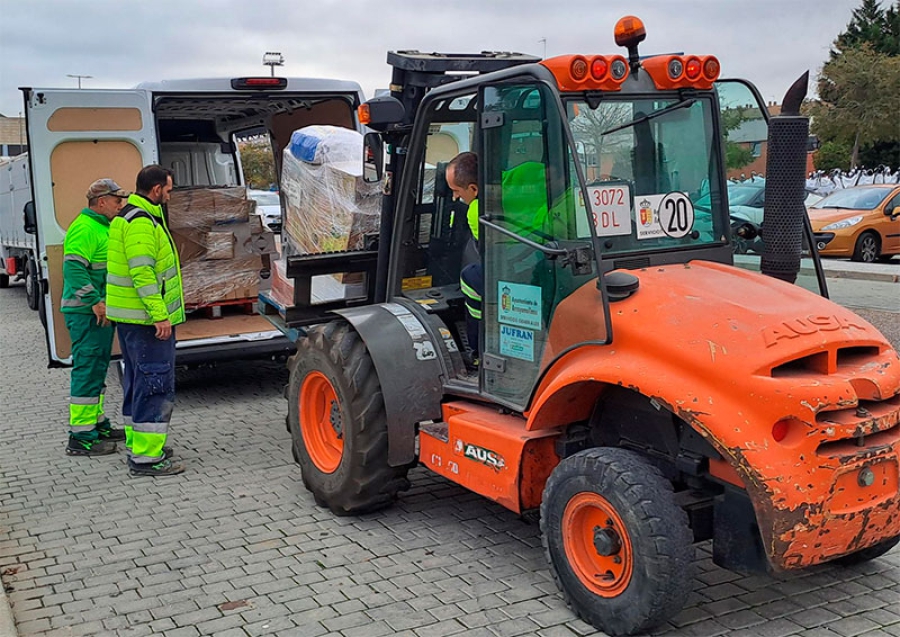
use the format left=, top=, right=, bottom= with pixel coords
left=165, top=186, right=278, bottom=307
left=181, top=257, right=261, bottom=307
left=168, top=186, right=254, bottom=229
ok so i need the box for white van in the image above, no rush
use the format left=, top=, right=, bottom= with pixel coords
left=0, top=153, right=40, bottom=309
left=21, top=76, right=365, bottom=367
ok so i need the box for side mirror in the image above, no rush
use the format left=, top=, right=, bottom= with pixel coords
left=358, top=95, right=405, bottom=131
left=888, top=205, right=899, bottom=219
left=732, top=219, right=759, bottom=240
left=363, top=133, right=384, bottom=183
left=23, top=201, right=36, bottom=234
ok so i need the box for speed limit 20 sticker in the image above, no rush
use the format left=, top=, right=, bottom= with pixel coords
left=658, top=192, right=694, bottom=238
left=634, top=192, right=695, bottom=240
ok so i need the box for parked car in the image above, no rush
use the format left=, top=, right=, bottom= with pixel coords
left=808, top=184, right=900, bottom=262
left=248, top=189, right=282, bottom=233
left=711, top=182, right=823, bottom=226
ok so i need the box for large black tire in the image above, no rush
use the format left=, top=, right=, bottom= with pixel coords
left=25, top=257, right=39, bottom=311
left=287, top=321, right=410, bottom=515
left=834, top=535, right=900, bottom=567
left=852, top=231, right=880, bottom=263
left=541, top=448, right=694, bottom=636
left=0, top=272, right=8, bottom=288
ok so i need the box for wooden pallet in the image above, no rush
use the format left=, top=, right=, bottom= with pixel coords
left=185, top=298, right=256, bottom=319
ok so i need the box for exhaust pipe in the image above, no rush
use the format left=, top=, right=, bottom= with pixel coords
left=761, top=72, right=809, bottom=284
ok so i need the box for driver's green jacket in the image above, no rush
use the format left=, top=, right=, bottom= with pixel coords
left=106, top=194, right=185, bottom=326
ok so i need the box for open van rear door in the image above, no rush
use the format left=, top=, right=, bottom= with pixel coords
left=23, top=88, right=156, bottom=366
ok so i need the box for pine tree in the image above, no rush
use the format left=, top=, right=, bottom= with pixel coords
left=814, top=0, right=900, bottom=169
left=883, top=2, right=900, bottom=55
left=832, top=0, right=889, bottom=57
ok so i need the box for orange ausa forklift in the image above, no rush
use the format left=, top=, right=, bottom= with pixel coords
left=261, top=17, right=900, bottom=636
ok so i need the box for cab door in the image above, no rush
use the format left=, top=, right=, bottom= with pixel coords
left=477, top=81, right=609, bottom=411
left=23, top=88, right=156, bottom=365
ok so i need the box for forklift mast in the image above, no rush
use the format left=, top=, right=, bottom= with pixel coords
left=384, top=51, right=541, bottom=129
left=373, top=51, right=540, bottom=301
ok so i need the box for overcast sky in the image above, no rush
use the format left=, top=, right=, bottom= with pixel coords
left=0, top=0, right=866, bottom=118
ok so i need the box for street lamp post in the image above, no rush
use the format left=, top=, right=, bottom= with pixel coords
left=66, top=74, right=93, bottom=89
left=262, top=52, right=284, bottom=77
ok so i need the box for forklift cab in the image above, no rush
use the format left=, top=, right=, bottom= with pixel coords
left=381, top=61, right=740, bottom=410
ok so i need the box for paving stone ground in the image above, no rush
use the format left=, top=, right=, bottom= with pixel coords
left=1, top=281, right=898, bottom=637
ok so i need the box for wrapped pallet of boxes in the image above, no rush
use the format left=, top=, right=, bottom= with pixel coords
left=280, top=125, right=381, bottom=258
left=167, top=186, right=277, bottom=309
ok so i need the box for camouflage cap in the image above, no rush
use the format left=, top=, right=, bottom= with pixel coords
left=86, top=178, right=128, bottom=200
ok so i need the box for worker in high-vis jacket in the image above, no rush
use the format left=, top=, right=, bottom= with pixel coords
left=106, top=165, right=185, bottom=477
left=446, top=152, right=481, bottom=368
left=61, top=179, right=130, bottom=456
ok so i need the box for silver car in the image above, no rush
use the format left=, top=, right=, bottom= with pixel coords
left=248, top=189, right=282, bottom=233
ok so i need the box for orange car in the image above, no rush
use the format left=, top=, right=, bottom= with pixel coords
left=809, top=184, right=900, bottom=262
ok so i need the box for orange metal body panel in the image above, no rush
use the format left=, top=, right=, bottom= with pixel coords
left=419, top=402, right=561, bottom=513
left=523, top=261, right=900, bottom=570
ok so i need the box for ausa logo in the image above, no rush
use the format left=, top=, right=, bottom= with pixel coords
left=762, top=314, right=868, bottom=347
left=459, top=441, right=506, bottom=470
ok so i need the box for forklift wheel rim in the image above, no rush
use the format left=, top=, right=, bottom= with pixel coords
left=562, top=491, right=634, bottom=597
left=299, top=371, right=343, bottom=473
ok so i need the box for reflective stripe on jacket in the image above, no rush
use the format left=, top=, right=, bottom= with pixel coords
left=61, top=209, right=110, bottom=314
left=106, top=194, right=185, bottom=326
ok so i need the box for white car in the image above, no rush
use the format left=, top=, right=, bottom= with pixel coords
left=248, top=189, right=282, bottom=233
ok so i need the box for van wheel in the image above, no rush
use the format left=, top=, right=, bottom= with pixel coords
left=287, top=321, right=410, bottom=515
left=852, top=232, right=880, bottom=263
left=834, top=535, right=900, bottom=566
left=25, top=257, right=39, bottom=311
left=541, top=448, right=694, bottom=636
left=0, top=272, right=8, bottom=288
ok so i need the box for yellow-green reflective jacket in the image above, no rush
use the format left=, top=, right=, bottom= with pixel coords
left=106, top=194, right=185, bottom=326
left=61, top=208, right=110, bottom=314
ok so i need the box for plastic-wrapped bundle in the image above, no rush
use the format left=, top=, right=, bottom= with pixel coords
left=167, top=186, right=253, bottom=228
left=281, top=125, right=381, bottom=256
left=287, top=125, right=364, bottom=165
left=167, top=187, right=277, bottom=307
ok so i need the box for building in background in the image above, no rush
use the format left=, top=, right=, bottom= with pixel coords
left=0, top=114, right=27, bottom=157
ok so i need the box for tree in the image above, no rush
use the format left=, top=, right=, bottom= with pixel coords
left=238, top=138, right=276, bottom=189
left=884, top=2, right=900, bottom=55
left=810, top=43, right=900, bottom=168
left=814, top=140, right=853, bottom=171
left=813, top=0, right=900, bottom=168
left=725, top=142, right=755, bottom=172
left=832, top=0, right=892, bottom=57
left=568, top=102, right=632, bottom=179
left=719, top=106, right=760, bottom=172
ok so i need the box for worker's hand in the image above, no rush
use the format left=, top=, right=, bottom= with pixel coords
left=92, top=301, right=109, bottom=327
left=154, top=319, right=172, bottom=340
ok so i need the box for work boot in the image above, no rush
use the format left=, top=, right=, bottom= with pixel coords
left=128, top=458, right=184, bottom=477
left=66, top=437, right=117, bottom=457
left=97, top=423, right=127, bottom=441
